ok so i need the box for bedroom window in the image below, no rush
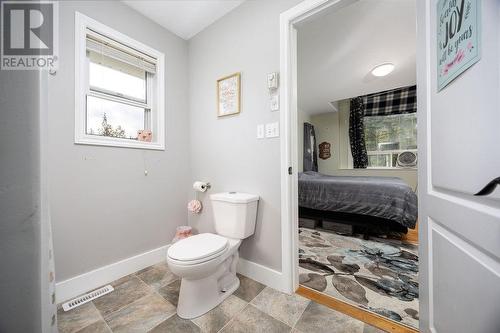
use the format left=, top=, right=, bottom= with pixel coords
left=364, top=113, right=417, bottom=168
left=75, top=12, right=165, bottom=150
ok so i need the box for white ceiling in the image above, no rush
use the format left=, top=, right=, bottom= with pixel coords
left=122, top=0, right=245, bottom=40
left=298, top=0, right=416, bottom=115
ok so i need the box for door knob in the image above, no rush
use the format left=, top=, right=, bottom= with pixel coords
left=474, top=177, right=500, bottom=196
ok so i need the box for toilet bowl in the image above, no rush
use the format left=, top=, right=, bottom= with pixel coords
left=167, top=192, right=259, bottom=319
left=167, top=233, right=241, bottom=318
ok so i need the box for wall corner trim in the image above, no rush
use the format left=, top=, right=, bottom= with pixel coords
left=55, top=244, right=170, bottom=303
left=237, top=258, right=284, bottom=293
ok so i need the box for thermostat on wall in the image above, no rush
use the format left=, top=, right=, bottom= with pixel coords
left=267, top=72, right=279, bottom=89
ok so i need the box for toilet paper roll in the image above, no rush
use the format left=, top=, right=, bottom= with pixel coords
left=193, top=181, right=209, bottom=192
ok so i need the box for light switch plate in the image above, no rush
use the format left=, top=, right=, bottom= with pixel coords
left=265, top=122, right=279, bottom=138
left=265, top=123, right=273, bottom=138
left=257, top=124, right=265, bottom=139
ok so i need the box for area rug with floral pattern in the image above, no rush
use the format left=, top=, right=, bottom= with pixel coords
left=298, top=227, right=419, bottom=329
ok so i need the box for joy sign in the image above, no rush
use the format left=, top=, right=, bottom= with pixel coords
left=437, top=0, right=480, bottom=91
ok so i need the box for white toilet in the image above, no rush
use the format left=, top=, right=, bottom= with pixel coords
left=167, top=192, right=259, bottom=319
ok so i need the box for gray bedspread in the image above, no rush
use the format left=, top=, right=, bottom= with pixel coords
left=298, top=171, right=418, bottom=229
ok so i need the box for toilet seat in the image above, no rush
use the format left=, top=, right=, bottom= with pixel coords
left=168, top=233, right=228, bottom=265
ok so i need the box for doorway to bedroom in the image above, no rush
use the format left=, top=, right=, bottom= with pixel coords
left=294, top=0, right=419, bottom=331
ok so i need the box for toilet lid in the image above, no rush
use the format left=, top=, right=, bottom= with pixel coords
left=167, top=233, right=228, bottom=262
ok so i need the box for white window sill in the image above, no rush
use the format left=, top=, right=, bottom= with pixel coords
left=366, top=167, right=417, bottom=170
left=337, top=167, right=417, bottom=171
left=75, top=136, right=165, bottom=150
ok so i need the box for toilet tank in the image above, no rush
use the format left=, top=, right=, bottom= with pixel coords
left=210, top=192, right=259, bottom=239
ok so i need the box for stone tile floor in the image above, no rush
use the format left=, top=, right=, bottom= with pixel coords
left=58, top=261, right=385, bottom=333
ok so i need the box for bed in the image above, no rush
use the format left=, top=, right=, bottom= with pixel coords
left=298, top=171, right=418, bottom=233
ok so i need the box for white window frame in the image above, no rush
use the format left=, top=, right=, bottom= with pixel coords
left=74, top=12, right=165, bottom=150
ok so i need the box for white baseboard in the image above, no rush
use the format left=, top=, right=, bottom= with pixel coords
left=56, top=244, right=170, bottom=303
left=57, top=246, right=286, bottom=303
left=237, top=258, right=285, bottom=293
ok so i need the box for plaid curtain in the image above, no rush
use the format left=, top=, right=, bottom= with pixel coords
left=303, top=123, right=318, bottom=172
left=349, top=97, right=368, bottom=168
left=363, top=85, right=417, bottom=117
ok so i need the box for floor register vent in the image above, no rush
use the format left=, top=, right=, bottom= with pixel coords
left=62, top=285, right=114, bottom=311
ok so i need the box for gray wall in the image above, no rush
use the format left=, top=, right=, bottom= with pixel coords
left=48, top=1, right=191, bottom=282
left=188, top=0, right=301, bottom=272
left=0, top=70, right=42, bottom=331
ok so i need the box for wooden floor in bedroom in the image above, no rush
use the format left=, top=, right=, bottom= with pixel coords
left=297, top=286, right=419, bottom=333
left=401, top=221, right=419, bottom=244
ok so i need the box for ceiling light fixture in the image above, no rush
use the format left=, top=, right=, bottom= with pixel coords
left=371, top=63, right=395, bottom=77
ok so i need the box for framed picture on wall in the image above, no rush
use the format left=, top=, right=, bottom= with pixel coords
left=436, top=0, right=481, bottom=91
left=217, top=72, right=241, bottom=117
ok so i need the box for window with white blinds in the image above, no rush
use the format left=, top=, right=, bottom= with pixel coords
left=86, top=29, right=157, bottom=74
left=75, top=12, right=165, bottom=150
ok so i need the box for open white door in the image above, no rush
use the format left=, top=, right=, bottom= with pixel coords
left=418, top=0, right=500, bottom=332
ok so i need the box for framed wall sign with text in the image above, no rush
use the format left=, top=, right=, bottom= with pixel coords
left=437, top=0, right=480, bottom=91
left=217, top=72, right=241, bottom=117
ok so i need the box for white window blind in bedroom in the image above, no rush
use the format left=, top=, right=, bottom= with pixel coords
left=86, top=29, right=157, bottom=74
